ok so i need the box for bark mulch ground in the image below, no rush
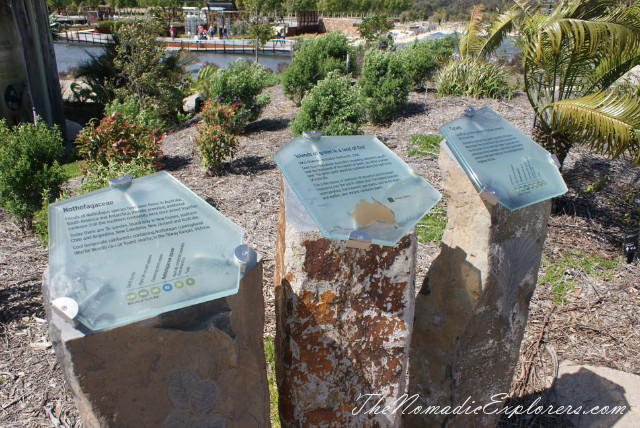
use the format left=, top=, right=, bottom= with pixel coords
left=1, top=85, right=638, bottom=426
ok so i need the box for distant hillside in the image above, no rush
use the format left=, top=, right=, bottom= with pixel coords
left=411, top=0, right=508, bottom=21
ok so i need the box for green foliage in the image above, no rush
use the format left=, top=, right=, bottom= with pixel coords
left=358, top=14, right=393, bottom=42
left=75, top=113, right=164, bottom=172
left=264, top=334, right=280, bottom=427
left=358, top=48, right=412, bottom=124
left=582, top=174, right=608, bottom=194
left=78, top=157, right=157, bottom=194
left=281, top=32, right=354, bottom=105
left=539, top=250, right=620, bottom=304
left=291, top=71, right=365, bottom=137
left=75, top=20, right=191, bottom=125
left=396, top=39, right=444, bottom=89
left=62, top=161, right=84, bottom=179
left=416, top=203, right=447, bottom=244
left=0, top=119, right=66, bottom=223
left=435, top=58, right=513, bottom=99
left=407, top=134, right=441, bottom=157
left=195, top=101, right=241, bottom=174
left=104, top=95, right=165, bottom=134
left=34, top=157, right=156, bottom=246
left=510, top=0, right=640, bottom=166
left=196, top=59, right=273, bottom=123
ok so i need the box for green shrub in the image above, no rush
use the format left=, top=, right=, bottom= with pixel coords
left=0, top=119, right=67, bottom=224
left=435, top=58, right=513, bottom=99
left=34, top=157, right=155, bottom=245
left=104, top=95, right=165, bottom=133
left=290, top=71, right=365, bottom=137
left=76, top=20, right=191, bottom=123
left=398, top=38, right=455, bottom=89
left=75, top=113, right=164, bottom=171
left=358, top=49, right=412, bottom=124
left=195, top=102, right=240, bottom=174
left=78, top=156, right=157, bottom=194
left=282, top=32, right=354, bottom=105
left=196, top=59, right=273, bottom=123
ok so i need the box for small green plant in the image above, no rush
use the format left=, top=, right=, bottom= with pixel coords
left=397, top=38, right=455, bottom=89
left=539, top=250, right=620, bottom=304
left=104, top=95, right=165, bottom=134
left=582, top=174, right=608, bottom=194
left=264, top=335, right=280, bottom=427
left=75, top=113, right=164, bottom=171
left=282, top=32, right=354, bottom=105
left=0, top=374, right=9, bottom=384
left=435, top=58, right=513, bottom=99
left=194, top=101, right=240, bottom=174
left=416, top=203, right=447, bottom=244
left=0, top=118, right=67, bottom=226
left=61, top=161, right=85, bottom=179
left=290, top=71, right=365, bottom=137
left=407, top=134, right=442, bottom=157
left=358, top=49, right=412, bottom=124
left=196, top=59, right=273, bottom=123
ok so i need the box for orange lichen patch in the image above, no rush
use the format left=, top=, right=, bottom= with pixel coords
left=296, top=290, right=338, bottom=325
left=285, top=272, right=295, bottom=283
left=301, top=239, right=343, bottom=281
left=355, top=235, right=412, bottom=283
left=351, top=198, right=396, bottom=226
left=303, top=408, right=342, bottom=426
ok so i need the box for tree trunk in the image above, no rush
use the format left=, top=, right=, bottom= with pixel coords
left=531, top=120, right=573, bottom=169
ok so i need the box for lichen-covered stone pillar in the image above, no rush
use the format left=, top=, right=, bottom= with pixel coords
left=44, top=257, right=269, bottom=428
left=274, top=178, right=417, bottom=428
left=407, top=149, right=551, bottom=427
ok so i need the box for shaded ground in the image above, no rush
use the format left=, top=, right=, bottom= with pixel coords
left=1, top=85, right=638, bottom=426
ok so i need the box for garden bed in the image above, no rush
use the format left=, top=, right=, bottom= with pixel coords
left=1, top=85, right=638, bottom=427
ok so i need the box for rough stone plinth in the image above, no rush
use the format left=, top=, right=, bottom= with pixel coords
left=44, top=258, right=269, bottom=428
left=274, top=178, right=417, bottom=428
left=407, top=149, right=551, bottom=427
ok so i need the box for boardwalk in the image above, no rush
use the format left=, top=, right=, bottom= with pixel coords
left=58, top=30, right=294, bottom=56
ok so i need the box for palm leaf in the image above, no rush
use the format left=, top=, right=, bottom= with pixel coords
left=551, top=91, right=640, bottom=164
left=459, top=5, right=485, bottom=59
left=477, top=9, right=520, bottom=59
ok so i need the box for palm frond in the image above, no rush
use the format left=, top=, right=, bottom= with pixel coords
left=551, top=91, right=640, bottom=164
left=477, top=9, right=520, bottom=59
left=459, top=5, right=485, bottom=58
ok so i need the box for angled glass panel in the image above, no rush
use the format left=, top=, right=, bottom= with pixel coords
left=274, top=135, right=442, bottom=246
left=439, top=107, right=567, bottom=210
left=48, top=171, right=243, bottom=331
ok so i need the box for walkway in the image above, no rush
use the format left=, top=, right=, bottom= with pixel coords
left=58, top=30, right=294, bottom=56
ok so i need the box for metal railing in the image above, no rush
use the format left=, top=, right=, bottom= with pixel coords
left=59, top=31, right=294, bottom=55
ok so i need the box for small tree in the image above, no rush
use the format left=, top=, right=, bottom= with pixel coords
left=282, top=32, right=354, bottom=105
left=358, top=14, right=393, bottom=43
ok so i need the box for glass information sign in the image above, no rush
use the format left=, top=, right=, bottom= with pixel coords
left=439, top=107, right=567, bottom=210
left=48, top=171, right=243, bottom=331
left=274, top=134, right=442, bottom=246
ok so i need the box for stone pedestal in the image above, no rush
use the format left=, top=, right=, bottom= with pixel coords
left=407, top=149, right=551, bottom=427
left=274, top=178, right=417, bottom=427
left=44, top=257, right=269, bottom=428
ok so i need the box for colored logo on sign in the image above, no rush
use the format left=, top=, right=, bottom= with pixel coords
left=163, top=283, right=173, bottom=292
